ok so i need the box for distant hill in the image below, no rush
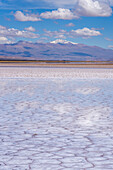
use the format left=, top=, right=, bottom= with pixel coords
left=0, top=40, right=113, bottom=61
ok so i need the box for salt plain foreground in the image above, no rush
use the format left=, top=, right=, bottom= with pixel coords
left=0, top=67, right=113, bottom=169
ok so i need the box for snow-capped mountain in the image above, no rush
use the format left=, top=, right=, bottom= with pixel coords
left=0, top=40, right=113, bottom=61
left=50, top=39, right=78, bottom=45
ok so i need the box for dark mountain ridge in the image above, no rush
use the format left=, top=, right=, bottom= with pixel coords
left=0, top=41, right=113, bottom=61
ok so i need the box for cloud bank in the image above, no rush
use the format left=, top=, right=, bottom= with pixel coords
left=42, top=0, right=112, bottom=18
left=40, top=8, right=78, bottom=19
left=24, top=26, right=36, bottom=32
left=0, top=0, right=113, bottom=12
left=0, top=25, right=39, bottom=44
left=44, top=27, right=101, bottom=39
left=71, top=27, right=101, bottom=37
left=75, top=0, right=112, bottom=17
left=0, top=24, right=101, bottom=44
left=14, top=11, right=41, bottom=21
left=13, top=0, right=112, bottom=21
left=0, top=36, right=13, bottom=44
left=40, top=0, right=112, bottom=20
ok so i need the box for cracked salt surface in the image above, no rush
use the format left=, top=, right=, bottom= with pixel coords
left=0, top=67, right=113, bottom=169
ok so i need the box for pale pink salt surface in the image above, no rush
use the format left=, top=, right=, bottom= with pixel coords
left=0, top=67, right=113, bottom=169
left=0, top=67, right=113, bottom=78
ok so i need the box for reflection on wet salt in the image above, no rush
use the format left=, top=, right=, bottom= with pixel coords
left=44, top=103, right=72, bottom=115
left=77, top=106, right=111, bottom=126
left=76, top=87, right=100, bottom=94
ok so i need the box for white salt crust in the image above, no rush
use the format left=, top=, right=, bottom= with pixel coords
left=1, top=67, right=113, bottom=169
left=0, top=67, right=113, bottom=78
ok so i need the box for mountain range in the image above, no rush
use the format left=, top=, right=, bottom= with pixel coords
left=0, top=39, right=113, bottom=61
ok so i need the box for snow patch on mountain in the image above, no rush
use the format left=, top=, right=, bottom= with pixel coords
left=50, top=39, right=78, bottom=45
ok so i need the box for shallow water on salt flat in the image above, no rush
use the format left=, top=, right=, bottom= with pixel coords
left=0, top=76, right=113, bottom=169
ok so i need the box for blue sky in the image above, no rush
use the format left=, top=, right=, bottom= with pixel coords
left=0, top=0, right=113, bottom=49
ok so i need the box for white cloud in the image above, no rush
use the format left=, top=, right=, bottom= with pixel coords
left=44, top=27, right=101, bottom=39
left=43, top=0, right=113, bottom=9
left=24, top=26, right=36, bottom=32
left=40, top=8, right=78, bottom=19
left=14, top=11, right=41, bottom=21
left=70, top=27, right=101, bottom=37
left=0, top=0, right=113, bottom=12
left=44, top=29, right=67, bottom=39
left=41, top=0, right=112, bottom=19
left=110, top=0, right=113, bottom=6
left=0, top=25, right=39, bottom=39
left=55, top=34, right=66, bottom=39
left=0, top=25, right=6, bottom=30
left=75, top=0, right=112, bottom=17
left=13, top=1, right=112, bottom=22
left=66, top=23, right=75, bottom=27
left=0, top=36, right=14, bottom=44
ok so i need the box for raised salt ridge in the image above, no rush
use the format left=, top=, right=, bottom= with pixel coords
left=0, top=67, right=113, bottom=78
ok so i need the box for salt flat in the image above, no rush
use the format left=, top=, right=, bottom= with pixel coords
left=0, top=67, right=113, bottom=78
left=0, top=67, right=113, bottom=169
